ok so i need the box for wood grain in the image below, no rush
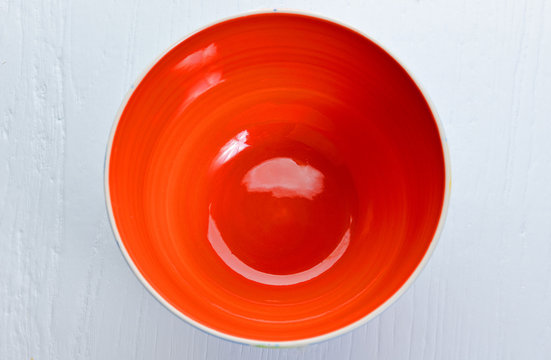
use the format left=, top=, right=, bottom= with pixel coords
left=1, top=0, right=550, bottom=358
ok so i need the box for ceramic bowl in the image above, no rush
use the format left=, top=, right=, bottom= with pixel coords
left=105, top=11, right=450, bottom=347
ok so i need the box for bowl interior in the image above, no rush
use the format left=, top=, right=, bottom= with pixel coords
left=107, top=13, right=446, bottom=343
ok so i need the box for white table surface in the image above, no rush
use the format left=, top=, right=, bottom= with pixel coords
left=1, top=0, right=550, bottom=358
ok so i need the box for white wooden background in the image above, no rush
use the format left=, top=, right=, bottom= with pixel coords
left=1, top=0, right=551, bottom=358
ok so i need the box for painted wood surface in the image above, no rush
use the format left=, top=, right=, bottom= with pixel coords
left=1, top=0, right=550, bottom=358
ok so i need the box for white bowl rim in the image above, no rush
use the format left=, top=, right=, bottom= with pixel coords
left=104, top=9, right=452, bottom=348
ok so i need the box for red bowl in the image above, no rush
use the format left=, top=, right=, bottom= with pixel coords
left=105, top=12, right=450, bottom=346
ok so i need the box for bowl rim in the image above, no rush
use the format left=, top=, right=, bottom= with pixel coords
left=104, top=9, right=452, bottom=348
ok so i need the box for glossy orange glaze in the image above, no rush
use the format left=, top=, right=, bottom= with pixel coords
left=108, top=13, right=446, bottom=341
